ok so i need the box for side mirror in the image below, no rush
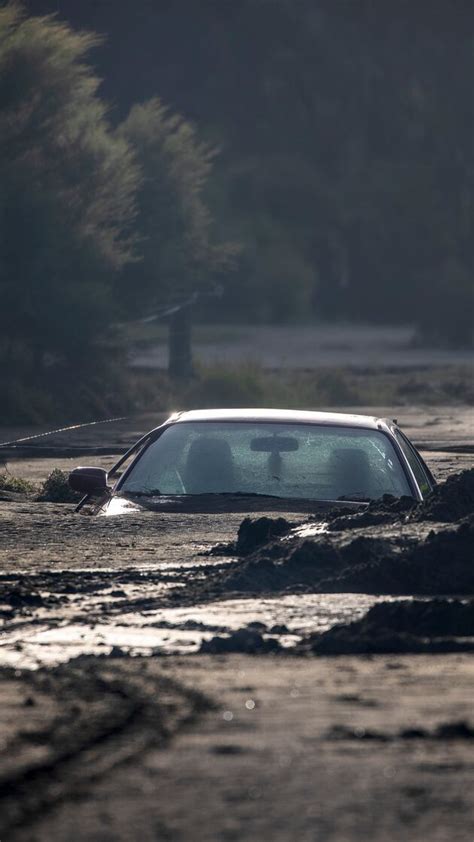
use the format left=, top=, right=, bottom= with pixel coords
left=69, top=466, right=109, bottom=496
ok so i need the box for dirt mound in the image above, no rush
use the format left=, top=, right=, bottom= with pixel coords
left=209, top=513, right=474, bottom=598
left=327, top=495, right=416, bottom=530
left=216, top=533, right=401, bottom=595
left=220, top=540, right=335, bottom=593
left=0, top=584, right=65, bottom=615
left=236, top=516, right=293, bottom=554
left=326, top=515, right=474, bottom=595
left=204, top=515, right=293, bottom=558
left=414, top=468, right=474, bottom=522
left=303, top=598, right=474, bottom=655
left=200, top=627, right=281, bottom=654
left=207, top=470, right=474, bottom=599
left=347, top=597, right=474, bottom=636
left=326, top=719, right=474, bottom=741
left=217, top=543, right=350, bottom=594
left=327, top=470, right=474, bottom=531
left=407, top=515, right=474, bottom=592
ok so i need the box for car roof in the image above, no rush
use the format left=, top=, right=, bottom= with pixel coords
left=165, top=408, right=393, bottom=431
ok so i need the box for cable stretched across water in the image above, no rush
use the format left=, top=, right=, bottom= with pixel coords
left=0, top=416, right=129, bottom=451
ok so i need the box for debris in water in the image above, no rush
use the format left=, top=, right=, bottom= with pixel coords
left=236, top=516, right=294, bottom=555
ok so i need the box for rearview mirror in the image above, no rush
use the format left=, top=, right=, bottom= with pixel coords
left=250, top=436, right=299, bottom=452
left=69, top=466, right=109, bottom=496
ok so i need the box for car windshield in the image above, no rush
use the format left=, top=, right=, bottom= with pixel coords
left=119, top=421, right=412, bottom=501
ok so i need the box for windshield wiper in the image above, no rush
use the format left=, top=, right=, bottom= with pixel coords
left=121, top=490, right=284, bottom=500
left=207, top=491, right=283, bottom=499
left=337, top=494, right=371, bottom=502
left=120, top=489, right=162, bottom=497
left=172, top=491, right=285, bottom=500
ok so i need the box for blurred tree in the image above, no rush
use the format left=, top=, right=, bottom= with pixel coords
left=118, top=98, right=236, bottom=375
left=12, top=0, right=474, bottom=346
left=0, top=3, right=139, bottom=372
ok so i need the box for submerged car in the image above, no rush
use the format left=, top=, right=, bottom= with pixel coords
left=69, top=408, right=435, bottom=514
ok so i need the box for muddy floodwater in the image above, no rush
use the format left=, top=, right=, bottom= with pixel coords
left=0, top=405, right=473, bottom=841
left=0, top=496, right=394, bottom=664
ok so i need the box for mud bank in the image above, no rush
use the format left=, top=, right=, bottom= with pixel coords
left=326, top=720, right=474, bottom=741
left=327, top=466, right=474, bottom=530
left=301, top=598, right=474, bottom=655
left=206, top=514, right=294, bottom=557
left=192, top=470, right=474, bottom=600
left=192, top=514, right=474, bottom=598
left=198, top=598, right=474, bottom=656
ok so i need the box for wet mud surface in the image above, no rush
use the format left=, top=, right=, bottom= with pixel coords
left=0, top=406, right=473, bottom=839
left=0, top=412, right=473, bottom=663
left=176, top=470, right=474, bottom=606
left=301, top=598, right=474, bottom=655
left=3, top=655, right=474, bottom=841
left=0, top=656, right=210, bottom=839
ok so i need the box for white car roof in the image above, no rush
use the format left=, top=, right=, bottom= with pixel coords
left=167, top=408, right=389, bottom=431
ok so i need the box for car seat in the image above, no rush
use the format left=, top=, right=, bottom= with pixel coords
left=327, top=447, right=372, bottom=498
left=183, top=437, right=236, bottom=493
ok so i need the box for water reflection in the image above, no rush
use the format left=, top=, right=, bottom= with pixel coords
left=0, top=592, right=402, bottom=669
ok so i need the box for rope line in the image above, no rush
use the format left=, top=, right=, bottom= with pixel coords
left=0, top=416, right=129, bottom=449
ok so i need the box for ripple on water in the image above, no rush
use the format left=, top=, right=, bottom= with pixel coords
left=0, top=593, right=405, bottom=669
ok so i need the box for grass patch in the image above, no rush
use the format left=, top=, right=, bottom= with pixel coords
left=38, top=469, right=81, bottom=503
left=1, top=360, right=472, bottom=426
left=0, top=470, right=80, bottom=502
left=0, top=473, right=36, bottom=494
left=131, top=363, right=474, bottom=414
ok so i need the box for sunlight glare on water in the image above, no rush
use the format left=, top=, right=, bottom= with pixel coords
left=0, top=593, right=403, bottom=669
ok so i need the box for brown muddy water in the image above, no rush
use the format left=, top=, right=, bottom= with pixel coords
left=0, top=407, right=473, bottom=842
left=1, top=459, right=473, bottom=668
left=0, top=407, right=473, bottom=669
left=0, top=495, right=398, bottom=668
left=0, top=586, right=395, bottom=668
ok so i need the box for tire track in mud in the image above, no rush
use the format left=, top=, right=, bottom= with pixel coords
left=0, top=658, right=211, bottom=838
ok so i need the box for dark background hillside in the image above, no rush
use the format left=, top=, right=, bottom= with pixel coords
left=22, top=0, right=474, bottom=331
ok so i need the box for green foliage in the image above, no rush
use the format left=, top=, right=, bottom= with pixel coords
left=184, top=363, right=266, bottom=407
left=1, top=375, right=57, bottom=424
left=0, top=0, right=471, bottom=434
left=43, top=0, right=471, bottom=345
left=118, top=99, right=236, bottom=315
left=144, top=363, right=474, bottom=413
left=0, top=3, right=140, bottom=366
left=39, top=468, right=80, bottom=502
left=0, top=352, right=141, bottom=423
left=0, top=472, right=36, bottom=494
left=172, top=364, right=363, bottom=410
